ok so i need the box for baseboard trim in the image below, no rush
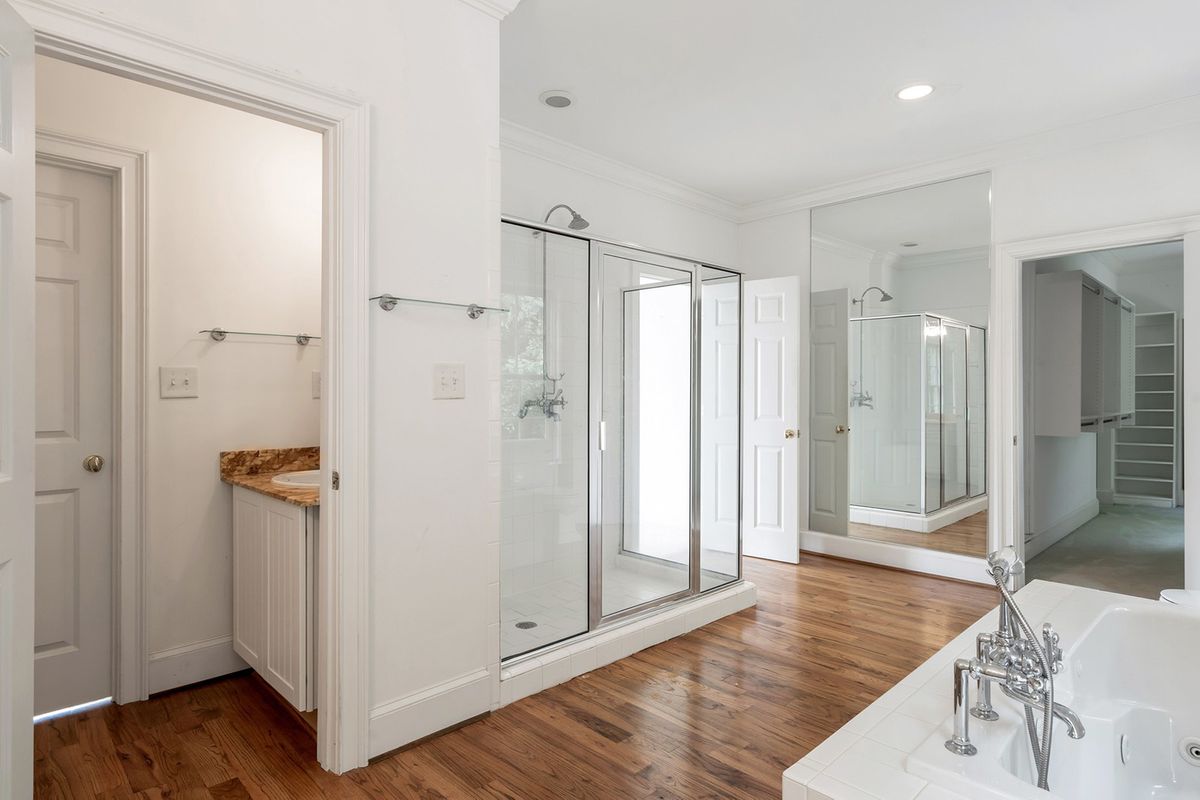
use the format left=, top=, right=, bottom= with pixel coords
left=849, top=495, right=989, bottom=533
left=799, top=530, right=991, bottom=584
left=368, top=669, right=492, bottom=759
left=1025, top=498, right=1100, bottom=559
left=148, top=635, right=248, bottom=694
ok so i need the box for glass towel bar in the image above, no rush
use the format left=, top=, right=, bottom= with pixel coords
left=200, top=328, right=320, bottom=345
left=369, top=293, right=509, bottom=319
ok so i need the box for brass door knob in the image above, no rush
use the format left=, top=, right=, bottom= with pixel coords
left=83, top=454, right=105, bottom=473
left=835, top=425, right=849, bottom=434
left=784, top=429, right=798, bottom=439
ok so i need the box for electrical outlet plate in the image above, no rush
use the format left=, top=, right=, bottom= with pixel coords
left=312, top=370, right=321, bottom=399
left=432, top=362, right=465, bottom=399
left=159, top=366, right=199, bottom=398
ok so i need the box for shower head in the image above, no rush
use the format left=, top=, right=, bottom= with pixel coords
left=544, top=203, right=590, bottom=230
left=852, top=286, right=893, bottom=306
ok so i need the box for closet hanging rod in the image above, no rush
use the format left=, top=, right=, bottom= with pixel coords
left=369, top=293, right=509, bottom=319
left=200, top=328, right=320, bottom=345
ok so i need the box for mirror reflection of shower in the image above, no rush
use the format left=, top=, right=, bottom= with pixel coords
left=850, top=285, right=893, bottom=409
left=519, top=204, right=590, bottom=421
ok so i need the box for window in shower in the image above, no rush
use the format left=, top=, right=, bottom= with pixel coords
left=596, top=251, right=693, bottom=618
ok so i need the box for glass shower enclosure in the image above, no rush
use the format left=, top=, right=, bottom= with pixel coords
left=848, top=313, right=986, bottom=517
left=500, top=220, right=742, bottom=661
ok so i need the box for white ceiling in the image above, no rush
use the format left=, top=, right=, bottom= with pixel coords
left=812, top=173, right=990, bottom=256
left=501, top=0, right=1200, bottom=206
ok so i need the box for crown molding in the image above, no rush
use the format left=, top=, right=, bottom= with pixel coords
left=810, top=233, right=880, bottom=263
left=499, top=119, right=741, bottom=222
left=455, top=0, right=522, bottom=21
left=893, top=245, right=991, bottom=270
left=505, top=92, right=1200, bottom=229
left=739, top=93, right=1200, bottom=223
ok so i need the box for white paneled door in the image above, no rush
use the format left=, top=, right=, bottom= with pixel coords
left=0, top=4, right=37, bottom=797
left=810, top=288, right=849, bottom=535
left=743, top=277, right=801, bottom=563
left=33, top=161, right=115, bottom=715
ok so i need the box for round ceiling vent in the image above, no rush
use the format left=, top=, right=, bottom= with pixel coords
left=540, top=90, right=573, bottom=109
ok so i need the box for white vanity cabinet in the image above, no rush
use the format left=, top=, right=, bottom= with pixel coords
left=1034, top=269, right=1135, bottom=436
left=231, top=485, right=317, bottom=711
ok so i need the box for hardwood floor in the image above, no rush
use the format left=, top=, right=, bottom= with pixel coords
left=34, top=555, right=996, bottom=799
left=847, top=510, right=988, bottom=557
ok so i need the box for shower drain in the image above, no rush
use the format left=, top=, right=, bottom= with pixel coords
left=515, top=621, right=538, bottom=630
left=1180, top=737, right=1200, bottom=767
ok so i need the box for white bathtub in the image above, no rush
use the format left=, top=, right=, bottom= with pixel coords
left=909, top=591, right=1200, bottom=799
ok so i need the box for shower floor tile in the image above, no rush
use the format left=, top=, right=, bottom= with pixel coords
left=501, top=561, right=718, bottom=660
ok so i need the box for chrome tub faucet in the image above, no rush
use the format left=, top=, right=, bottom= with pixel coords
left=945, top=548, right=1084, bottom=791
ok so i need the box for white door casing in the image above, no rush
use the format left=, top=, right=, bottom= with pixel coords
left=16, top=13, right=372, bottom=771
left=1186, top=231, right=1199, bottom=588
left=34, top=161, right=115, bottom=715
left=810, top=288, right=849, bottom=535
left=0, top=3, right=37, bottom=797
left=743, top=277, right=801, bottom=563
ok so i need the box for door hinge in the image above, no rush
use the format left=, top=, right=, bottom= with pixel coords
left=1013, top=436, right=1018, bottom=447
left=332, top=470, right=340, bottom=490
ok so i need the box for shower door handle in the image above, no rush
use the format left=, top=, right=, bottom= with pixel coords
left=835, top=425, right=849, bottom=434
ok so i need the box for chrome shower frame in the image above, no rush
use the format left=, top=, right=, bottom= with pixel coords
left=500, top=215, right=745, bottom=641
left=847, top=311, right=987, bottom=516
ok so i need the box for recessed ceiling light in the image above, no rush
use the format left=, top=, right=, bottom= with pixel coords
left=540, top=90, right=573, bottom=109
left=896, top=84, right=934, bottom=101
left=900, top=241, right=920, bottom=248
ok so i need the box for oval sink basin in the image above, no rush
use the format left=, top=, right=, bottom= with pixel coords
left=271, top=469, right=320, bottom=488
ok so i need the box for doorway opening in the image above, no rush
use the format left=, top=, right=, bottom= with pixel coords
left=1022, top=240, right=1185, bottom=597
left=33, top=53, right=328, bottom=745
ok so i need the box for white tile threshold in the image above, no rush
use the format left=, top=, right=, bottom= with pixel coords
left=497, top=579, right=757, bottom=708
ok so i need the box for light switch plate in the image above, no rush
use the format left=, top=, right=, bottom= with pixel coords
left=432, top=362, right=465, bottom=399
left=312, top=370, right=321, bottom=399
left=159, top=366, right=199, bottom=398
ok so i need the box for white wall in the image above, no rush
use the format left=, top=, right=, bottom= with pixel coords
left=501, top=130, right=740, bottom=266
left=20, top=0, right=511, bottom=758
left=36, top=56, right=323, bottom=678
left=736, top=117, right=1200, bottom=549
left=890, top=248, right=990, bottom=327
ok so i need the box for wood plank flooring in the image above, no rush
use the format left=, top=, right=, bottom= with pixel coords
left=34, top=555, right=996, bottom=799
left=847, top=510, right=988, bottom=557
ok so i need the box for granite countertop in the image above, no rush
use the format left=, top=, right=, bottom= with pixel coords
left=219, top=447, right=320, bottom=507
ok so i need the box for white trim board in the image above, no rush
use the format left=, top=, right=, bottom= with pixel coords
left=993, top=215, right=1200, bottom=591
left=796, top=530, right=992, bottom=585
left=36, top=130, right=148, bottom=706
left=368, top=669, right=493, bottom=758
left=849, top=495, right=989, bottom=534
left=147, top=635, right=247, bottom=695
left=17, top=0, right=373, bottom=773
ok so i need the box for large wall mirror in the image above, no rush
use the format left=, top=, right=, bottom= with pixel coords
left=809, top=173, right=991, bottom=558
